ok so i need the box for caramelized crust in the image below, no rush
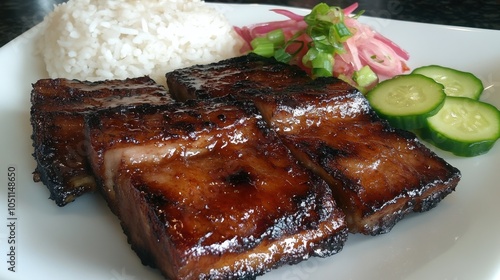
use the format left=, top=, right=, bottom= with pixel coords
left=252, top=77, right=461, bottom=235
left=30, top=53, right=462, bottom=279
left=85, top=99, right=348, bottom=279
left=166, top=53, right=311, bottom=101
left=30, top=76, right=172, bottom=206
left=166, top=54, right=460, bottom=235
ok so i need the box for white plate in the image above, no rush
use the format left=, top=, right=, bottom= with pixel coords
left=1, top=3, right=500, bottom=280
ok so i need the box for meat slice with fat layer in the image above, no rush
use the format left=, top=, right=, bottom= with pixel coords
left=30, top=76, right=172, bottom=206
left=166, top=55, right=461, bottom=235
left=85, top=98, right=348, bottom=280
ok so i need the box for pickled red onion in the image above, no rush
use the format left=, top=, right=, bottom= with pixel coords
left=235, top=2, right=410, bottom=81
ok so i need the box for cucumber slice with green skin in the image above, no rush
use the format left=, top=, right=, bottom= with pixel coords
left=412, top=65, right=484, bottom=99
left=366, top=74, right=446, bottom=130
left=424, top=96, right=500, bottom=157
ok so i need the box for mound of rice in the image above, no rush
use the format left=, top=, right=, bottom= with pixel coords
left=37, top=0, right=244, bottom=85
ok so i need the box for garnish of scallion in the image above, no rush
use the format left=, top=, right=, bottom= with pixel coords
left=249, top=3, right=355, bottom=78
left=237, top=2, right=410, bottom=92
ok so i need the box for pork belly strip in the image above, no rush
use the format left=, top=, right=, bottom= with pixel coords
left=252, top=77, right=461, bottom=235
left=165, top=54, right=461, bottom=235
left=166, top=52, right=311, bottom=101
left=85, top=99, right=348, bottom=279
left=30, top=76, right=172, bottom=206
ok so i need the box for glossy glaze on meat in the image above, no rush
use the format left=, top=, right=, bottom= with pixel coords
left=85, top=99, right=348, bottom=280
left=166, top=53, right=311, bottom=101
left=252, top=77, right=461, bottom=235
left=30, top=76, right=172, bottom=206
left=31, top=53, right=462, bottom=279
left=166, top=54, right=461, bottom=235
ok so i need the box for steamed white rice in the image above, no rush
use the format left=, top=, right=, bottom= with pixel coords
left=37, top=0, right=244, bottom=85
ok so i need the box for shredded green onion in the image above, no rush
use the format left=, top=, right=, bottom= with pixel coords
left=251, top=37, right=275, bottom=57
left=311, top=52, right=334, bottom=77
left=250, top=3, right=356, bottom=78
left=251, top=37, right=270, bottom=49
left=251, top=28, right=306, bottom=64
left=302, top=3, right=354, bottom=77
left=266, top=29, right=285, bottom=45
left=332, top=22, right=352, bottom=42
left=274, top=48, right=293, bottom=63
left=352, top=65, right=378, bottom=92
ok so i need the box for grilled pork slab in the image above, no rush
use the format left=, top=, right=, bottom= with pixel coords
left=166, top=54, right=461, bottom=235
left=166, top=53, right=311, bottom=101
left=30, top=76, right=172, bottom=206
left=252, top=77, right=461, bottom=235
left=85, top=99, right=348, bottom=279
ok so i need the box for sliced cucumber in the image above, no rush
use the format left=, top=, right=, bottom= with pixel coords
left=423, top=96, right=500, bottom=157
left=412, top=65, right=484, bottom=99
left=366, top=74, right=446, bottom=130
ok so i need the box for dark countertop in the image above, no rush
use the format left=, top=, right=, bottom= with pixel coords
left=1, top=0, right=500, bottom=47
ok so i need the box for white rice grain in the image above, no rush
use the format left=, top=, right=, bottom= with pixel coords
left=37, top=0, right=244, bottom=85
